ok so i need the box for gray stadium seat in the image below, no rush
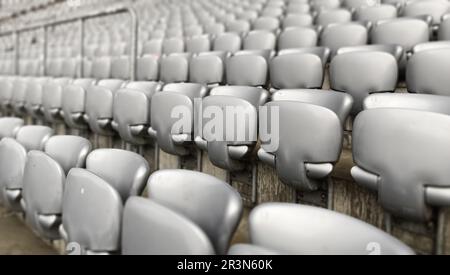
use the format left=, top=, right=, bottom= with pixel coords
left=42, top=78, right=72, bottom=124
left=0, top=117, right=24, bottom=139
left=352, top=108, right=450, bottom=221
left=439, top=14, right=450, bottom=40
left=186, top=35, right=211, bottom=54
left=85, top=149, right=150, bottom=201
left=336, top=44, right=404, bottom=62
left=403, top=0, right=449, bottom=25
left=243, top=30, right=277, bottom=51
left=371, top=18, right=430, bottom=54
left=149, top=54, right=217, bottom=156
left=146, top=170, right=243, bottom=254
left=278, top=46, right=331, bottom=66
left=282, top=14, right=314, bottom=28
left=412, top=41, right=450, bottom=54
left=0, top=125, right=53, bottom=211
left=162, top=37, right=185, bottom=55
left=316, top=9, right=352, bottom=27
left=270, top=53, right=324, bottom=89
left=278, top=27, right=318, bottom=50
left=196, top=85, right=269, bottom=171
left=122, top=197, right=215, bottom=255
left=258, top=93, right=351, bottom=190
left=62, top=78, right=96, bottom=131
left=226, top=20, right=251, bottom=33
left=407, top=48, right=450, bottom=96
left=226, top=52, right=268, bottom=87
left=320, top=22, right=368, bottom=58
left=61, top=168, right=124, bottom=255
left=112, top=82, right=159, bottom=146
left=137, top=55, right=159, bottom=82
left=330, top=51, right=398, bottom=114
left=213, top=32, right=242, bottom=53
left=363, top=93, right=450, bottom=115
left=229, top=203, right=415, bottom=255
left=21, top=136, right=91, bottom=240
left=253, top=17, right=280, bottom=32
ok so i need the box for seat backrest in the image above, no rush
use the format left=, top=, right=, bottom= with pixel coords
left=320, top=22, right=368, bottom=57
left=272, top=89, right=353, bottom=125
left=85, top=79, right=124, bottom=136
left=282, top=14, right=314, bottom=28
left=160, top=54, right=189, bottom=84
left=270, top=53, right=324, bottom=90
left=371, top=18, right=430, bottom=52
left=62, top=168, right=123, bottom=254
left=336, top=44, right=404, bottom=62
left=25, top=78, right=50, bottom=119
left=226, top=53, right=268, bottom=87
left=213, top=32, right=242, bottom=53
left=259, top=101, right=343, bottom=190
left=204, top=23, right=225, bottom=36
left=62, top=78, right=95, bottom=130
left=111, top=56, right=130, bottom=80
left=243, top=30, right=277, bottom=51
left=42, top=78, right=72, bottom=123
left=352, top=108, right=450, bottom=221
left=253, top=17, right=280, bottom=32
left=186, top=35, right=211, bottom=54
left=189, top=54, right=224, bottom=85
left=113, top=82, right=159, bottom=145
left=45, top=135, right=92, bottom=174
left=22, top=136, right=91, bottom=239
left=61, top=58, right=78, bottom=78
left=11, top=79, right=30, bottom=116
left=312, top=0, right=342, bottom=10
left=86, top=149, right=150, bottom=201
left=226, top=20, right=251, bottom=33
left=137, top=55, right=159, bottom=81
left=0, top=138, right=27, bottom=207
left=403, top=0, right=449, bottom=25
left=364, top=93, right=450, bottom=115
left=354, top=4, right=398, bottom=23
left=0, top=117, right=24, bottom=139
left=407, top=48, right=450, bottom=96
left=162, top=37, right=185, bottom=55
left=344, top=0, right=377, bottom=9
left=150, top=83, right=208, bottom=156
left=316, top=9, right=352, bottom=27
left=412, top=41, right=450, bottom=54
left=330, top=51, right=398, bottom=114
left=278, top=27, right=318, bottom=50
left=438, top=14, right=450, bottom=40
left=0, top=78, right=14, bottom=108
left=278, top=46, right=331, bottom=65
left=91, top=57, right=112, bottom=80
left=122, top=197, right=215, bottom=255
left=244, top=203, right=414, bottom=255
left=142, top=39, right=163, bottom=56
left=15, top=126, right=54, bottom=152
left=198, top=87, right=269, bottom=171
left=147, top=170, right=243, bottom=255
left=184, top=25, right=203, bottom=38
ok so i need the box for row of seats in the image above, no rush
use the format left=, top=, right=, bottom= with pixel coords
left=7, top=12, right=450, bottom=62
left=1, top=0, right=450, bottom=255
left=4, top=41, right=449, bottom=124
left=2, top=46, right=450, bottom=224
left=3, top=0, right=450, bottom=64
left=3, top=11, right=449, bottom=76
left=0, top=120, right=415, bottom=254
